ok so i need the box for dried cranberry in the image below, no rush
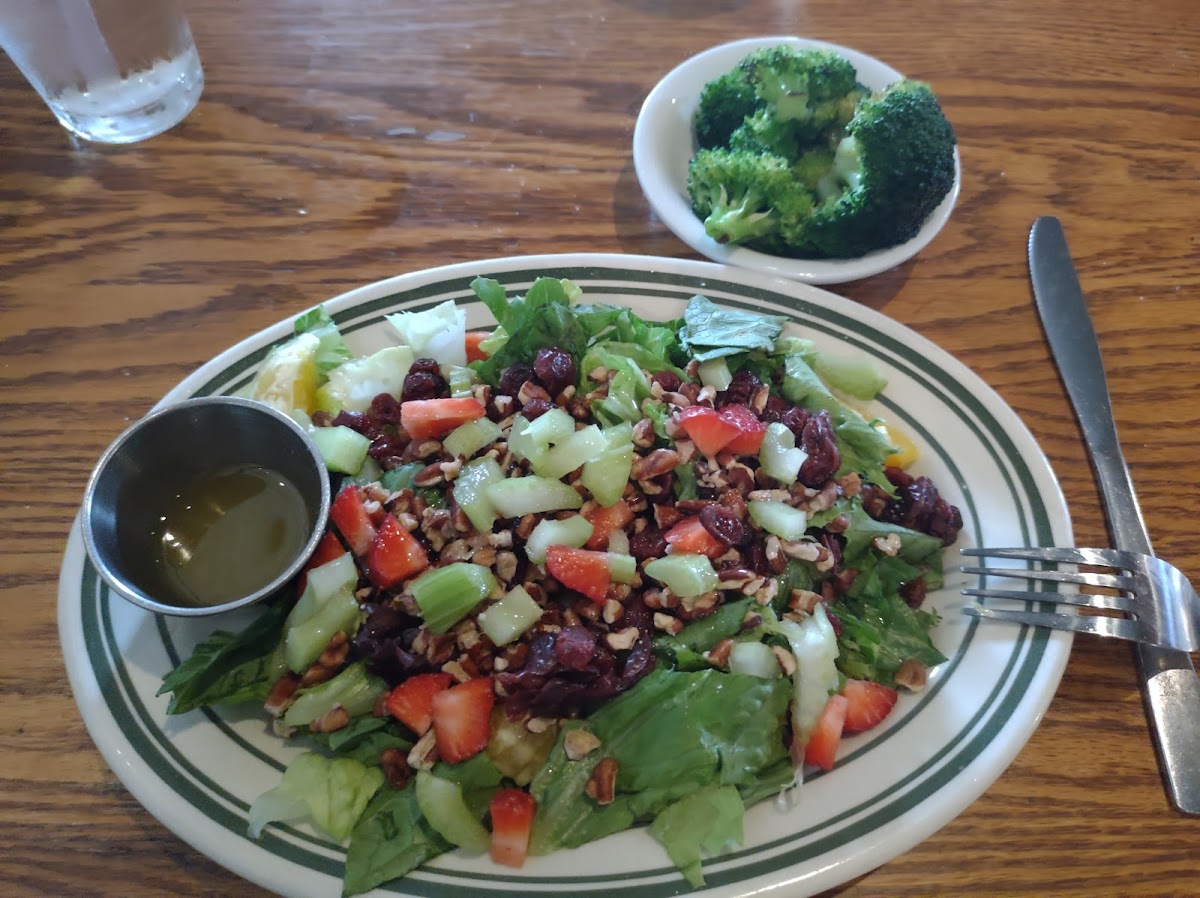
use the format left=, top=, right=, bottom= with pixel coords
left=401, top=370, right=446, bottom=401
left=699, top=504, right=748, bottom=546
left=760, top=395, right=790, bottom=423
left=629, top=527, right=668, bottom=561
left=552, top=626, right=597, bottom=671
left=797, top=411, right=840, bottom=486
left=369, top=393, right=405, bottom=425
left=779, top=406, right=810, bottom=439
left=899, top=578, right=927, bottom=609
left=533, top=347, right=576, bottom=397
left=499, top=363, right=535, bottom=398
left=719, top=370, right=761, bottom=407
left=651, top=370, right=682, bottom=394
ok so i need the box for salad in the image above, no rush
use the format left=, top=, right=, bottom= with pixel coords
left=159, top=275, right=963, bottom=895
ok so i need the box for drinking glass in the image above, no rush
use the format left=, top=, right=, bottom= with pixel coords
left=0, top=0, right=204, bottom=143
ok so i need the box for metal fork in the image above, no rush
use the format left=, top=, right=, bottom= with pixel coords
left=960, top=546, right=1200, bottom=652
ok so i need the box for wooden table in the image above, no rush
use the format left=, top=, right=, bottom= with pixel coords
left=3, top=0, right=1198, bottom=894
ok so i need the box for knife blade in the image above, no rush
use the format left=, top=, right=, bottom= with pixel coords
left=1028, top=215, right=1200, bottom=814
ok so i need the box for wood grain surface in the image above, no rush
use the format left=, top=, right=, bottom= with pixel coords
left=3, top=0, right=1199, bottom=895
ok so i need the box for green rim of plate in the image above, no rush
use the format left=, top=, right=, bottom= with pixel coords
left=75, top=264, right=1057, bottom=896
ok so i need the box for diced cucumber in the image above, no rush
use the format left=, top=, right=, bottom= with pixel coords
left=728, top=640, right=780, bottom=679
left=284, top=586, right=361, bottom=672
left=344, top=455, right=384, bottom=487
left=410, top=563, right=497, bottom=633
left=477, top=586, right=544, bottom=646
left=697, top=357, right=733, bottom=391
left=525, top=515, right=594, bottom=564
left=643, top=553, right=718, bottom=597
left=607, top=552, right=637, bottom=584
left=283, top=662, right=387, bottom=728
left=445, top=365, right=480, bottom=399
left=530, top=424, right=608, bottom=480
left=580, top=440, right=634, bottom=507
left=486, top=709, right=557, bottom=787
left=310, top=425, right=371, bottom=475
left=443, top=417, right=503, bottom=460
left=758, top=422, right=807, bottom=484
left=414, top=771, right=489, bottom=853
left=747, top=500, right=809, bottom=541
left=485, top=476, right=584, bottom=518
left=452, top=457, right=505, bottom=533
left=315, top=345, right=413, bottom=414
left=304, top=552, right=357, bottom=603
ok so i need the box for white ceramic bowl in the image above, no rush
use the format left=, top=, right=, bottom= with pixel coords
left=632, top=36, right=962, bottom=285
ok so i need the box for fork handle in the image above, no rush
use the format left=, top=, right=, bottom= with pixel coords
left=1029, top=216, right=1200, bottom=815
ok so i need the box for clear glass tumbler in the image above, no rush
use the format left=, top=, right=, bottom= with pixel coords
left=0, top=0, right=204, bottom=143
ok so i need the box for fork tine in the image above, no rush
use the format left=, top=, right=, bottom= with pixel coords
left=960, top=565, right=1136, bottom=592
left=962, top=586, right=1135, bottom=612
left=962, top=604, right=1148, bottom=643
left=961, top=546, right=1125, bottom=567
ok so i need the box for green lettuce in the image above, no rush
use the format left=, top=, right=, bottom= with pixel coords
left=528, top=667, right=792, bottom=859
left=679, top=295, right=787, bottom=362
left=650, top=786, right=745, bottom=888
left=248, top=752, right=384, bottom=842
left=344, top=785, right=451, bottom=897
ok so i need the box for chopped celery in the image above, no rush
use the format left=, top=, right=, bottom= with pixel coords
left=758, top=422, right=807, bottom=484
left=728, top=641, right=780, bottom=679
left=485, top=476, right=584, bottom=518
left=285, top=587, right=361, bottom=672
left=607, top=552, right=637, bottom=584
left=443, top=417, right=503, bottom=460
left=304, top=552, right=357, bottom=603
left=525, top=515, right=593, bottom=564
left=697, top=357, right=733, bottom=391
left=769, top=605, right=839, bottom=774
left=411, top=563, right=497, bottom=633
left=283, top=662, right=387, bottom=727
left=530, top=425, right=608, bottom=480
left=581, top=425, right=634, bottom=507
left=414, top=771, right=489, bottom=853
left=477, top=586, right=544, bottom=646
left=509, top=408, right=576, bottom=467
left=747, top=500, right=809, bottom=541
left=445, top=365, right=480, bottom=398
left=314, top=345, right=413, bottom=414
left=310, top=425, right=371, bottom=475
left=452, top=457, right=505, bottom=533
left=643, top=554, right=718, bottom=597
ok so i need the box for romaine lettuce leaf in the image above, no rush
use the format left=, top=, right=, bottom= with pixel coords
left=679, top=295, right=788, bottom=362
left=649, top=786, right=745, bottom=888
left=528, top=667, right=792, bottom=857
left=294, top=305, right=352, bottom=379
left=248, top=752, right=383, bottom=842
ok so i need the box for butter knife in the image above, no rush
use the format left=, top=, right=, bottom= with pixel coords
left=1028, top=215, right=1200, bottom=814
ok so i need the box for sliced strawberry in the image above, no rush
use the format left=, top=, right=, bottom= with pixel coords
left=676, top=405, right=741, bottom=457
left=489, top=788, right=537, bottom=868
left=400, top=397, right=487, bottom=441
left=366, top=515, right=431, bottom=588
left=582, top=498, right=634, bottom=550
left=804, top=693, right=849, bottom=771
left=544, top=545, right=611, bottom=604
left=384, top=672, right=453, bottom=736
left=465, top=330, right=491, bottom=363
left=664, top=515, right=726, bottom=560
left=297, top=530, right=347, bottom=594
left=720, top=403, right=767, bottom=455
left=330, top=483, right=377, bottom=555
left=431, top=676, right=495, bottom=763
left=840, top=679, right=899, bottom=733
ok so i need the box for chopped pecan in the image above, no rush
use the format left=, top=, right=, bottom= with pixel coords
left=264, top=674, right=301, bottom=717
left=652, top=612, right=684, bottom=635
left=380, top=747, right=412, bottom=790
left=704, top=637, right=734, bottom=669
left=895, top=658, right=929, bottom=691
left=407, top=729, right=439, bottom=770
left=605, top=627, right=640, bottom=651
left=309, top=705, right=351, bottom=733
left=585, top=757, right=618, bottom=805
left=300, top=631, right=350, bottom=687
left=412, top=462, right=445, bottom=487
left=564, top=728, right=602, bottom=761
left=632, top=448, right=681, bottom=480
left=632, top=417, right=656, bottom=448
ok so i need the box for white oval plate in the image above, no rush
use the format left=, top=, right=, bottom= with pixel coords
left=60, top=255, right=1068, bottom=898
left=633, top=37, right=962, bottom=285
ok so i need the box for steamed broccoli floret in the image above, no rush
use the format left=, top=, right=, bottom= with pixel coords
left=739, top=46, right=864, bottom=143
left=693, top=69, right=761, bottom=150
left=687, top=148, right=814, bottom=247
left=804, top=80, right=957, bottom=258
left=728, top=108, right=804, bottom=160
